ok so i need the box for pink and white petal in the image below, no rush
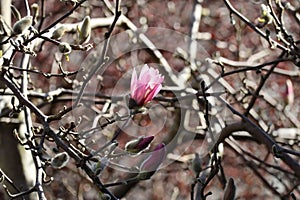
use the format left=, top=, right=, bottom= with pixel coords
left=133, top=83, right=147, bottom=105
left=143, top=84, right=162, bottom=104
left=148, top=75, right=164, bottom=89
left=140, top=143, right=166, bottom=172
left=131, top=68, right=138, bottom=95
left=139, top=65, right=150, bottom=80
left=130, top=65, right=164, bottom=106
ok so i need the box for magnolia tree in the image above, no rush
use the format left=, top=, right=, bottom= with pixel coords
left=0, top=0, right=300, bottom=199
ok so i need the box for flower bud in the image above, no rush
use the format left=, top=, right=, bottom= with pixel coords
left=31, top=3, right=39, bottom=25
left=51, top=152, right=70, bottom=169
left=285, top=79, right=294, bottom=107
left=138, top=143, right=167, bottom=180
left=60, top=0, right=79, bottom=6
left=52, top=25, right=66, bottom=40
left=257, top=4, right=272, bottom=27
left=78, top=16, right=91, bottom=44
left=218, top=142, right=224, bottom=158
left=191, top=153, right=202, bottom=177
left=99, top=192, right=111, bottom=200
left=13, top=16, right=32, bottom=35
left=223, top=178, right=236, bottom=200
left=58, top=42, right=72, bottom=55
left=125, top=135, right=154, bottom=154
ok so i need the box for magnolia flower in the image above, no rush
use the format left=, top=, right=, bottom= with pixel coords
left=130, top=65, right=164, bottom=107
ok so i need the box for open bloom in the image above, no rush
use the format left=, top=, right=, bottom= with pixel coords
left=130, top=65, right=164, bottom=106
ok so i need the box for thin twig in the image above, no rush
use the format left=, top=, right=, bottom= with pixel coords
left=20, top=53, right=46, bottom=199
left=223, top=0, right=292, bottom=53
left=244, top=52, right=285, bottom=115
left=216, top=99, right=300, bottom=178
left=73, top=0, right=121, bottom=107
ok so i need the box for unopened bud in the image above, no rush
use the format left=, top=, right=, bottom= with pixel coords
left=125, top=135, right=154, bottom=154
left=285, top=79, right=294, bottom=107
left=13, top=16, right=32, bottom=35
left=257, top=4, right=272, bottom=27
left=191, top=153, right=202, bottom=177
left=138, top=143, right=167, bottom=180
left=31, top=3, right=39, bottom=25
left=31, top=3, right=39, bottom=15
left=218, top=143, right=224, bottom=158
left=58, top=42, right=72, bottom=55
left=99, top=192, right=111, bottom=200
left=223, top=178, right=236, bottom=200
left=60, top=0, right=79, bottom=6
left=52, top=25, right=66, bottom=40
left=78, top=16, right=91, bottom=44
left=51, top=152, right=70, bottom=169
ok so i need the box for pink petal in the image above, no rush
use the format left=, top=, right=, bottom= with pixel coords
left=140, top=143, right=167, bottom=172
left=139, top=64, right=150, bottom=80
left=130, top=65, right=164, bottom=106
left=132, top=83, right=147, bottom=105
left=131, top=68, right=138, bottom=96
left=143, top=84, right=162, bottom=104
left=136, top=135, right=155, bottom=151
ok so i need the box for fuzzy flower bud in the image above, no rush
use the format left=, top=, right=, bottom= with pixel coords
left=52, top=25, right=66, bottom=40
left=58, top=42, right=72, bottom=55
left=51, top=152, right=70, bottom=169
left=78, top=16, right=91, bottom=44
left=125, top=135, right=154, bottom=154
left=99, top=192, right=111, bottom=200
left=31, top=3, right=39, bottom=25
left=191, top=153, right=202, bottom=177
left=60, top=0, right=79, bottom=6
left=223, top=178, right=236, bottom=200
left=138, top=143, right=167, bottom=180
left=13, top=16, right=32, bottom=35
left=130, top=64, right=164, bottom=107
